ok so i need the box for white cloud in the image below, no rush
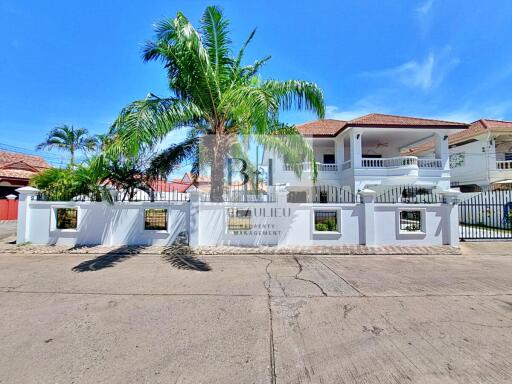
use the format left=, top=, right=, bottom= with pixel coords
left=416, top=0, right=433, bottom=15
left=415, top=0, right=434, bottom=36
left=361, top=49, right=459, bottom=90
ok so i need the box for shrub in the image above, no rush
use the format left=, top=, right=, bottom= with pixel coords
left=315, top=223, right=329, bottom=231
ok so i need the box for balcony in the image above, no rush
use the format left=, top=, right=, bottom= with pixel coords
left=497, top=160, right=512, bottom=170
left=282, top=162, right=338, bottom=172
left=361, top=156, right=442, bottom=169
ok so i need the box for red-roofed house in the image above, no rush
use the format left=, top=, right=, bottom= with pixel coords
left=0, top=150, right=49, bottom=198
left=408, top=119, right=512, bottom=190
left=263, top=113, right=468, bottom=193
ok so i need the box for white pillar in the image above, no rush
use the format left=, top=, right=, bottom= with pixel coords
left=15, top=186, right=39, bottom=244
left=188, top=190, right=200, bottom=246
left=335, top=137, right=344, bottom=168
left=350, top=130, right=362, bottom=168
left=439, top=189, right=461, bottom=246
left=359, top=188, right=377, bottom=245
left=434, top=133, right=450, bottom=171
left=275, top=190, right=288, bottom=205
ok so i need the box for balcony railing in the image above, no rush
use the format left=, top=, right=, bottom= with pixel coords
left=362, top=156, right=418, bottom=168
left=497, top=160, right=512, bottom=169
left=361, top=156, right=442, bottom=169
left=417, top=158, right=443, bottom=168
left=282, top=162, right=338, bottom=172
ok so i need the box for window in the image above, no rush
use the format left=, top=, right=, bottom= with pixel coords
left=144, top=209, right=168, bottom=230
left=227, top=208, right=252, bottom=231
left=505, top=153, right=512, bottom=161
left=56, top=208, right=77, bottom=230
left=449, top=153, right=465, bottom=168
left=323, top=154, right=335, bottom=164
left=314, top=211, right=338, bottom=232
left=399, top=210, right=422, bottom=232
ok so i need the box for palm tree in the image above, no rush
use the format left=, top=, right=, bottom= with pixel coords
left=109, top=6, right=325, bottom=201
left=37, top=125, right=98, bottom=167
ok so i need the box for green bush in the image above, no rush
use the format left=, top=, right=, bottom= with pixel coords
left=324, top=218, right=337, bottom=231
left=315, top=223, right=329, bottom=231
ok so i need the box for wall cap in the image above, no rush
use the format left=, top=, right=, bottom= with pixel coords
left=15, top=186, right=40, bottom=194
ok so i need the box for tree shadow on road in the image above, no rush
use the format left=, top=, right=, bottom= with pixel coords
left=71, top=246, right=146, bottom=272
left=161, top=246, right=211, bottom=271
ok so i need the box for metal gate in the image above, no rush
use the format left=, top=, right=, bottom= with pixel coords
left=459, top=190, right=512, bottom=240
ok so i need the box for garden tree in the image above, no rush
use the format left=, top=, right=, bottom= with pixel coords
left=37, top=125, right=98, bottom=167
left=108, top=6, right=325, bottom=202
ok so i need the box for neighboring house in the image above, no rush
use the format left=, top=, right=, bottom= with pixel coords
left=0, top=150, right=49, bottom=198
left=411, top=119, right=512, bottom=191
left=263, top=113, right=468, bottom=195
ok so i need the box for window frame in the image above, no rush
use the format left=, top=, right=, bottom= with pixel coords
left=226, top=207, right=252, bottom=232
left=312, top=209, right=341, bottom=234
left=143, top=208, right=169, bottom=232
left=51, top=206, right=79, bottom=232
left=397, top=208, right=426, bottom=235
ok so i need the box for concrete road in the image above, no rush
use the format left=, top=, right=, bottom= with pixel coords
left=0, top=245, right=511, bottom=383
left=0, top=220, right=16, bottom=241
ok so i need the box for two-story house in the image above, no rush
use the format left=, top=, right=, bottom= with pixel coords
left=264, top=113, right=468, bottom=195
left=411, top=119, right=512, bottom=191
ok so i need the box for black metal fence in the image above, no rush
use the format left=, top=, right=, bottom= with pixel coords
left=200, top=184, right=275, bottom=203
left=36, top=184, right=190, bottom=202
left=459, top=190, right=512, bottom=240
left=375, top=185, right=443, bottom=204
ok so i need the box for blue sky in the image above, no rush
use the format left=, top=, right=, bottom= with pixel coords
left=1, top=0, right=512, bottom=166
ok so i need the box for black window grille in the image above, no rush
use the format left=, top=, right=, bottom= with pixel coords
left=227, top=208, right=252, bottom=230
left=314, top=211, right=338, bottom=232
left=144, top=209, right=168, bottom=230
left=399, top=210, right=422, bottom=232
left=56, top=208, right=78, bottom=229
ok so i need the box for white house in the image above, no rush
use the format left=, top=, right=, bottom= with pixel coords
left=264, top=113, right=468, bottom=195
left=412, top=119, right=512, bottom=191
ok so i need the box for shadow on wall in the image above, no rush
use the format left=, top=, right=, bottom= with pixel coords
left=71, top=245, right=147, bottom=272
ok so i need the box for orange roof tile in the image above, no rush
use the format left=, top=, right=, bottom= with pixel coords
left=295, top=119, right=347, bottom=136
left=407, top=118, right=512, bottom=155
left=347, top=113, right=467, bottom=128
left=0, top=150, right=49, bottom=170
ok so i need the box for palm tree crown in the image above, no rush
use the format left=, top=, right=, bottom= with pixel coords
left=37, top=124, right=98, bottom=167
left=109, top=6, right=325, bottom=201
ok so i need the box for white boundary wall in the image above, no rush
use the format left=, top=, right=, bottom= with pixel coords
left=16, top=187, right=460, bottom=247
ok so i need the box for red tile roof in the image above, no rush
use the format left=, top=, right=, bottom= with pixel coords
left=348, top=113, right=467, bottom=128
left=295, top=119, right=347, bottom=136
left=0, top=150, right=49, bottom=169
left=150, top=179, right=192, bottom=193
left=407, top=118, right=512, bottom=155
left=295, top=113, right=467, bottom=137
left=0, top=150, right=49, bottom=180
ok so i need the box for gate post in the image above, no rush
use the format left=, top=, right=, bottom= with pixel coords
left=360, top=189, right=377, bottom=245
left=440, top=189, right=461, bottom=246
left=188, top=190, right=200, bottom=247
left=15, top=186, right=39, bottom=244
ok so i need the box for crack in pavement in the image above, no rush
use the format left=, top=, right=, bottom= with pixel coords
left=258, top=256, right=277, bottom=384
left=315, top=257, right=365, bottom=296
left=292, top=256, right=327, bottom=297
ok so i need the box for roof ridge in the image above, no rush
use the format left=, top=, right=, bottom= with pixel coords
left=349, top=112, right=466, bottom=125
left=296, top=118, right=346, bottom=126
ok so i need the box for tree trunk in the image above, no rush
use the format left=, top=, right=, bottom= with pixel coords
left=210, top=135, right=226, bottom=202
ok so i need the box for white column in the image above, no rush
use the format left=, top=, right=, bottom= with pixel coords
left=335, top=137, right=344, bottom=169
left=350, top=130, right=362, bottom=168
left=15, top=186, right=39, bottom=244
left=434, top=133, right=450, bottom=171
left=359, top=188, right=377, bottom=245
left=188, top=190, right=200, bottom=246
left=439, top=189, right=461, bottom=246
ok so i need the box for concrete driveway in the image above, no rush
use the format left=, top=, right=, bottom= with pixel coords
left=0, top=244, right=511, bottom=383
left=0, top=220, right=16, bottom=241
